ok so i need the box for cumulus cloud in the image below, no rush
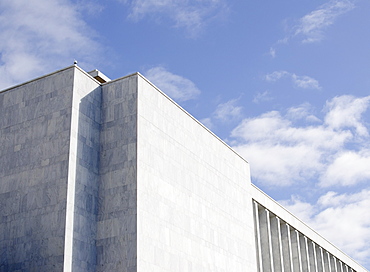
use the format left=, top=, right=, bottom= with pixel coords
left=213, top=98, right=243, bottom=122
left=0, top=0, right=101, bottom=90
left=265, top=70, right=321, bottom=90
left=281, top=190, right=370, bottom=266
left=279, top=196, right=316, bottom=224
left=230, top=95, right=370, bottom=187
left=294, top=0, right=355, bottom=43
left=320, top=151, right=370, bottom=187
left=144, top=66, right=200, bottom=101
left=231, top=110, right=347, bottom=185
left=124, top=0, right=228, bottom=36
left=324, top=95, right=370, bottom=137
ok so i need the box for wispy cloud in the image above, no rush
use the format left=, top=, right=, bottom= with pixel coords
left=230, top=95, right=370, bottom=187
left=286, top=103, right=321, bottom=123
left=265, top=71, right=290, bottom=82
left=265, top=70, right=321, bottom=90
left=213, top=98, right=243, bottom=122
left=269, top=47, right=276, bottom=58
left=281, top=190, right=370, bottom=267
left=0, top=0, right=102, bottom=90
left=200, top=117, right=214, bottom=130
left=144, top=66, right=201, bottom=101
left=198, top=97, right=243, bottom=131
left=253, top=91, right=273, bottom=104
left=269, top=0, right=355, bottom=55
left=294, top=0, right=355, bottom=43
left=123, top=0, right=228, bottom=36
left=292, top=74, right=321, bottom=89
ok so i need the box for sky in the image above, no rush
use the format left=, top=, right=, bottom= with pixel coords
left=1, top=0, right=370, bottom=269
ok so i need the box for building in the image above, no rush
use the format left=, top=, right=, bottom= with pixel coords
left=0, top=65, right=367, bottom=272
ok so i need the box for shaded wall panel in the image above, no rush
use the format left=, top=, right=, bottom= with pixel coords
left=0, top=67, right=76, bottom=271
left=97, top=75, right=138, bottom=272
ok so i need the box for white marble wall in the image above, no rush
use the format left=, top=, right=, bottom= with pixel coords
left=65, top=68, right=101, bottom=272
left=136, top=75, right=257, bottom=271
left=0, top=67, right=76, bottom=271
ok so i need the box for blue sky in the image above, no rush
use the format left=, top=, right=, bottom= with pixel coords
left=1, top=0, right=370, bottom=269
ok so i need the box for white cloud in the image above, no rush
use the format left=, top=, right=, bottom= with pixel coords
left=279, top=196, right=315, bottom=224
left=235, top=143, right=322, bottom=186
left=265, top=71, right=321, bottom=90
left=320, top=150, right=370, bottom=187
left=231, top=111, right=345, bottom=185
left=324, top=95, right=370, bottom=137
left=282, top=190, right=370, bottom=266
left=213, top=98, right=243, bottom=122
left=292, top=74, right=321, bottom=90
left=294, top=0, right=355, bottom=43
left=144, top=66, right=200, bottom=101
left=230, top=95, right=370, bottom=187
left=286, top=103, right=321, bottom=123
left=124, top=0, right=227, bottom=36
left=253, top=91, right=273, bottom=104
left=271, top=0, right=355, bottom=53
left=200, top=117, right=213, bottom=130
left=198, top=97, right=243, bottom=131
left=0, top=0, right=101, bottom=90
left=265, top=70, right=289, bottom=82
left=231, top=110, right=350, bottom=149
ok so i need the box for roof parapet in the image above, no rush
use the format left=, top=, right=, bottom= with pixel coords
left=88, top=69, right=111, bottom=83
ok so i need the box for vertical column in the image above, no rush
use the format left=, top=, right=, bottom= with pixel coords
left=333, top=257, right=338, bottom=272
left=314, top=244, right=323, bottom=272
left=288, top=225, right=295, bottom=272
left=277, top=218, right=285, bottom=272
left=253, top=201, right=263, bottom=272
left=331, top=255, right=337, bottom=272
left=258, top=206, right=272, bottom=272
left=299, top=234, right=309, bottom=272
left=266, top=210, right=275, bottom=271
left=338, top=260, right=344, bottom=272
left=307, top=239, right=316, bottom=272
left=281, top=222, right=293, bottom=272
left=319, top=247, right=325, bottom=272
left=270, top=214, right=283, bottom=272
left=324, top=251, right=331, bottom=272
left=338, top=261, right=344, bottom=272
left=304, top=236, right=311, bottom=272
left=312, top=242, right=319, bottom=272
left=290, top=229, right=302, bottom=272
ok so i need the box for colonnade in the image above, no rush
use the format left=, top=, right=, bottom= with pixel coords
left=253, top=201, right=355, bottom=272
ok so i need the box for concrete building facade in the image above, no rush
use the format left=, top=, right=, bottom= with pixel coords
left=0, top=65, right=367, bottom=272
